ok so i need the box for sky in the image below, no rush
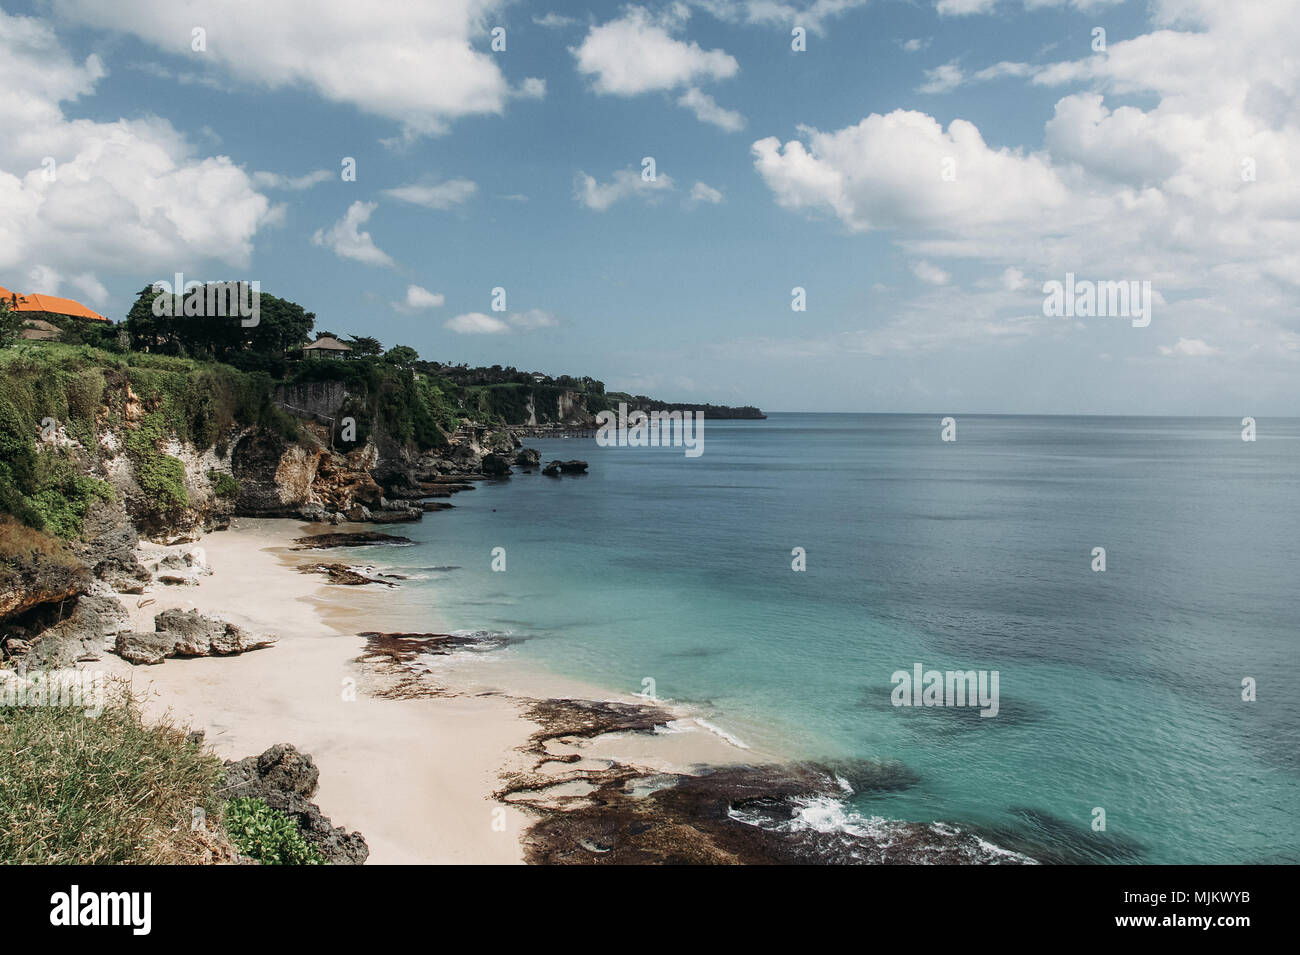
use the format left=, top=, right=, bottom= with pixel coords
left=0, top=0, right=1297, bottom=414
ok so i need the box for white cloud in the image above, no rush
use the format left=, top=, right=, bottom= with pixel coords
left=901, top=38, right=932, bottom=52
left=384, top=178, right=478, bottom=209
left=509, top=309, right=559, bottom=329
left=518, top=77, right=547, bottom=99
left=395, top=284, right=445, bottom=311
left=534, top=12, right=578, bottom=28
left=918, top=61, right=965, bottom=94
left=694, top=0, right=869, bottom=36
left=69, top=272, right=110, bottom=307
left=252, top=169, right=332, bottom=190
left=754, top=0, right=1300, bottom=371
left=443, top=308, right=557, bottom=333
left=0, top=9, right=277, bottom=280
left=1000, top=267, right=1029, bottom=291
left=48, top=0, right=542, bottom=137
left=911, top=261, right=951, bottom=285
left=311, top=201, right=394, bottom=268
left=689, top=181, right=725, bottom=205
left=574, top=6, right=738, bottom=96
left=935, top=0, right=997, bottom=14
left=752, top=111, right=1068, bottom=232
left=677, top=87, right=746, bottom=131
left=445, top=312, right=509, bottom=334
left=1159, top=337, right=1216, bottom=357
left=575, top=167, right=676, bottom=211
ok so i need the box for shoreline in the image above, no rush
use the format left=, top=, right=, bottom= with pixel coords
left=91, top=517, right=759, bottom=864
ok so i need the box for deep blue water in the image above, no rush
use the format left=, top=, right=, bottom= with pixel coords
left=346, top=413, right=1300, bottom=864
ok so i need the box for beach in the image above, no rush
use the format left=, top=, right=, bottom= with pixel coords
left=92, top=517, right=754, bottom=864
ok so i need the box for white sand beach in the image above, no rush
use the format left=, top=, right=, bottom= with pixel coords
left=93, top=518, right=753, bottom=864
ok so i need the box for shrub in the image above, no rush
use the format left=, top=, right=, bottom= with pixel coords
left=208, top=470, right=240, bottom=498
left=222, top=797, right=324, bottom=865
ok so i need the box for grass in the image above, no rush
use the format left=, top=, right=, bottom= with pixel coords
left=0, top=680, right=230, bottom=864
left=0, top=514, right=83, bottom=570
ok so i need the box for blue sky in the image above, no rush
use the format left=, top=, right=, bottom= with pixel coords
left=2, top=1, right=1297, bottom=414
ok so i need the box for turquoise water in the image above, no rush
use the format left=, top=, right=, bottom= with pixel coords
left=356, top=414, right=1300, bottom=864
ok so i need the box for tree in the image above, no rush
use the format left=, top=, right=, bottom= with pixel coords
left=0, top=297, right=21, bottom=348
left=384, top=345, right=419, bottom=366
left=346, top=335, right=382, bottom=356
left=248, top=293, right=314, bottom=355
left=124, top=285, right=314, bottom=359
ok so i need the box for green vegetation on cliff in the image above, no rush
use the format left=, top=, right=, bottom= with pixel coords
left=0, top=343, right=297, bottom=535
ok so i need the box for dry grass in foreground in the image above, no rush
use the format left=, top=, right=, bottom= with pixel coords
left=0, top=679, right=236, bottom=864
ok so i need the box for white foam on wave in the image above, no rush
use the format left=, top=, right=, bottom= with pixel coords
left=729, top=795, right=1038, bottom=864
left=692, top=718, right=751, bottom=750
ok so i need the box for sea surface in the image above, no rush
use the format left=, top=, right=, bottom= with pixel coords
left=337, top=413, right=1300, bottom=864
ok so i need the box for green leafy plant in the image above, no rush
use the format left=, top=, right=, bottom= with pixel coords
left=222, top=797, right=324, bottom=865
left=207, top=470, right=240, bottom=498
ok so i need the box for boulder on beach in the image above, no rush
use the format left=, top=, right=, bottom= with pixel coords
left=222, top=744, right=369, bottom=865
left=113, top=609, right=277, bottom=665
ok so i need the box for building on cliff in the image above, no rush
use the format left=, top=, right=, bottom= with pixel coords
left=301, top=336, right=353, bottom=360
left=1, top=283, right=110, bottom=328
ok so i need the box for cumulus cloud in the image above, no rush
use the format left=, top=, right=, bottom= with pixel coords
left=384, top=178, right=478, bottom=209
left=918, top=61, right=965, bottom=94
left=47, top=0, right=542, bottom=137
left=444, top=309, right=559, bottom=333
left=575, top=167, right=675, bottom=211
left=311, top=201, right=394, bottom=268
left=445, top=312, right=509, bottom=334
left=0, top=9, right=278, bottom=282
left=1000, top=267, right=1029, bottom=291
left=394, top=284, right=445, bottom=311
left=752, top=110, right=1068, bottom=232
left=574, top=6, right=738, bottom=96
left=753, top=0, right=1300, bottom=368
left=689, top=181, right=724, bottom=205
left=911, top=261, right=951, bottom=285
left=677, top=87, right=746, bottom=131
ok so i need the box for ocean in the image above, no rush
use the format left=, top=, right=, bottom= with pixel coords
left=336, top=413, right=1300, bottom=864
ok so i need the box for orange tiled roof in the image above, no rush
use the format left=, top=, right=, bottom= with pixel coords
left=0, top=285, right=107, bottom=321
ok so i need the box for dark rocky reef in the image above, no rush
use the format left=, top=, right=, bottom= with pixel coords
left=291, top=531, right=413, bottom=550
left=221, top=744, right=368, bottom=865
left=542, top=459, right=588, bottom=477
left=499, top=697, right=1028, bottom=865
left=298, top=562, right=400, bottom=586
